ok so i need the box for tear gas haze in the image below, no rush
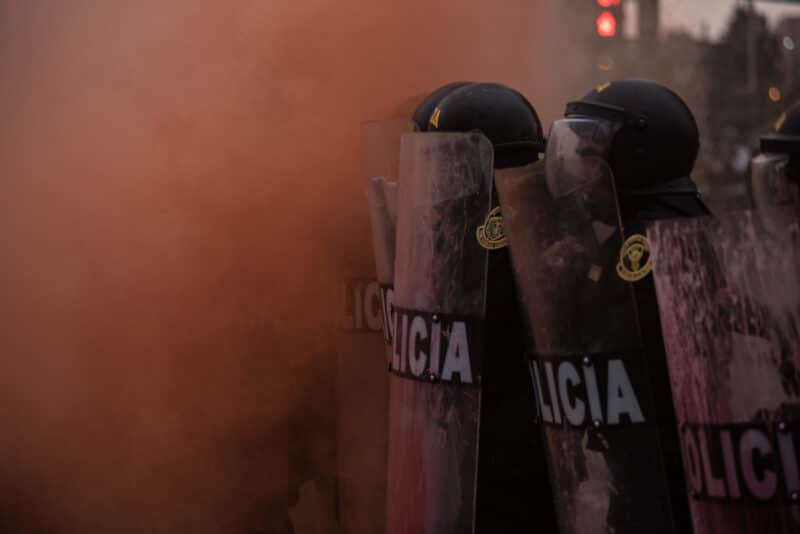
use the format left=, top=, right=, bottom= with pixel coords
left=0, top=1, right=554, bottom=532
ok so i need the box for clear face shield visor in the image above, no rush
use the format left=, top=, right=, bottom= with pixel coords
left=544, top=117, right=619, bottom=198
left=751, top=153, right=799, bottom=211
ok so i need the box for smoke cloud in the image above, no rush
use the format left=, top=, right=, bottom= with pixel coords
left=0, top=0, right=555, bottom=532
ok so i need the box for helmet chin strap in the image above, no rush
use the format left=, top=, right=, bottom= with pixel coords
left=619, top=175, right=699, bottom=199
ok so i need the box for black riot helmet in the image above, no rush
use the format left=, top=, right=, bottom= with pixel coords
left=753, top=102, right=800, bottom=211
left=427, top=82, right=546, bottom=169
left=412, top=81, right=473, bottom=132
left=761, top=100, right=800, bottom=155
left=547, top=79, right=708, bottom=219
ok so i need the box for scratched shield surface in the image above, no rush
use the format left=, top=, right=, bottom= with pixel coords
left=385, top=132, right=493, bottom=534
left=497, top=162, right=690, bottom=534
left=650, top=209, right=800, bottom=533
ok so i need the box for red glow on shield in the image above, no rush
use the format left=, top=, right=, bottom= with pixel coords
left=597, top=0, right=621, bottom=6
left=596, top=11, right=617, bottom=37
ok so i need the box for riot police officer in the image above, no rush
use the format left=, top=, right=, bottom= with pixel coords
left=353, top=84, right=477, bottom=534
left=640, top=101, right=800, bottom=534
left=744, top=102, right=800, bottom=398
left=752, top=101, right=800, bottom=215
left=497, top=79, right=709, bottom=534
left=386, top=82, right=557, bottom=534
left=430, top=82, right=555, bottom=533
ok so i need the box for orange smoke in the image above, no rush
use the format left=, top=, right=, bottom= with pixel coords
left=0, top=1, right=554, bottom=532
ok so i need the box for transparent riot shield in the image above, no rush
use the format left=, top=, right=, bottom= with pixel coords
left=367, top=177, right=397, bottom=353
left=386, top=132, right=493, bottom=534
left=363, top=119, right=416, bottom=357
left=649, top=208, right=800, bottom=534
left=496, top=161, right=691, bottom=534
left=331, top=119, right=414, bottom=534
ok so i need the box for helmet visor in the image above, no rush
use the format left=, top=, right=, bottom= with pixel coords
left=545, top=117, right=618, bottom=198
left=751, top=153, right=798, bottom=210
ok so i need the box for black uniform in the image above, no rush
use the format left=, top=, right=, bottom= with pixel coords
left=498, top=79, right=710, bottom=534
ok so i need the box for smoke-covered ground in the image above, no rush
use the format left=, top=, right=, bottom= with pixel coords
left=0, top=1, right=555, bottom=532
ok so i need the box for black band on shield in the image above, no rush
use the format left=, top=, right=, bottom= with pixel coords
left=680, top=420, right=800, bottom=504
left=527, top=351, right=651, bottom=429
left=389, top=306, right=484, bottom=387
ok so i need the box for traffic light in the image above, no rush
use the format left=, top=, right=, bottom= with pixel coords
left=595, top=0, right=623, bottom=39
left=596, top=11, right=617, bottom=37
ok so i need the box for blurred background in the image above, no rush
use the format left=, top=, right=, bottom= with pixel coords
left=552, top=0, right=800, bottom=213
left=0, top=1, right=798, bottom=533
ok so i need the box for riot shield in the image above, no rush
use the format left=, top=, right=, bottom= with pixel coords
left=496, top=161, right=691, bottom=534
left=363, top=119, right=416, bottom=357
left=386, top=131, right=493, bottom=534
left=367, top=177, right=397, bottom=352
left=649, top=208, right=800, bottom=534
left=332, top=120, right=415, bottom=534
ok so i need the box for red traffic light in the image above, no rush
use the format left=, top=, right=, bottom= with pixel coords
left=597, top=0, right=621, bottom=6
left=596, top=11, right=617, bottom=37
